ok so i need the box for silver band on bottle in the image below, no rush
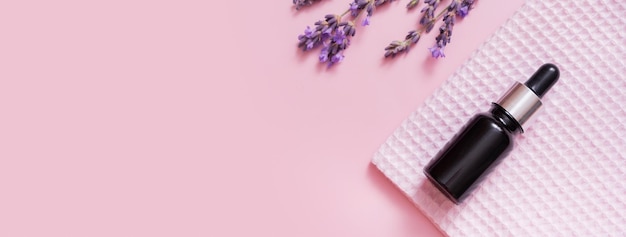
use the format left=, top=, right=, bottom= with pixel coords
left=494, top=82, right=542, bottom=132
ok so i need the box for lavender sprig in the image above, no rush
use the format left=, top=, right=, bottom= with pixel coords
left=420, top=0, right=441, bottom=33
left=428, top=0, right=458, bottom=58
left=298, top=14, right=339, bottom=51
left=384, top=31, right=420, bottom=57
left=384, top=0, right=444, bottom=58
left=385, top=0, right=475, bottom=58
left=293, top=0, right=322, bottom=10
left=429, top=0, right=474, bottom=58
left=298, top=0, right=395, bottom=66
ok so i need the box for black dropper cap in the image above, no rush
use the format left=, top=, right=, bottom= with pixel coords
left=524, top=63, right=560, bottom=98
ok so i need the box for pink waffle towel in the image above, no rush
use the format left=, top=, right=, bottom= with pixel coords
left=372, top=0, right=626, bottom=236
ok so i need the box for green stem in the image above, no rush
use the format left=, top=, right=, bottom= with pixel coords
left=340, top=9, right=351, bottom=18
left=422, top=6, right=448, bottom=31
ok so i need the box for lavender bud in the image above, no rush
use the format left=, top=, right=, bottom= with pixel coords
left=385, top=40, right=402, bottom=50
left=362, top=16, right=371, bottom=26
left=321, top=27, right=332, bottom=40
left=297, top=0, right=384, bottom=66
left=406, top=0, right=419, bottom=9
left=325, top=15, right=337, bottom=24
left=419, top=0, right=440, bottom=33
left=319, top=46, right=330, bottom=62
left=429, top=44, right=445, bottom=58
left=331, top=53, right=344, bottom=63
left=349, top=3, right=360, bottom=17
left=405, top=30, right=421, bottom=44
left=331, top=43, right=339, bottom=54
left=342, top=23, right=356, bottom=37
left=457, top=0, right=474, bottom=18
left=457, top=6, right=469, bottom=17
left=384, top=40, right=411, bottom=57
left=432, top=0, right=459, bottom=53
left=375, top=0, right=395, bottom=6
left=293, top=0, right=322, bottom=10
left=448, top=0, right=458, bottom=10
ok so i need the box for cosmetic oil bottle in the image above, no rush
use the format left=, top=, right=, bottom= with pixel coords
left=424, top=63, right=560, bottom=204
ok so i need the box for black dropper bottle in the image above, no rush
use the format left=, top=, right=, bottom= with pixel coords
left=424, top=63, right=560, bottom=204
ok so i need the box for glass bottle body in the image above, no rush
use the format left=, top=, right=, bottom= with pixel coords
left=424, top=104, right=522, bottom=203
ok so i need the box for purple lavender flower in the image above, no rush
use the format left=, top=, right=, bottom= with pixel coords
left=293, top=0, right=322, bottom=10
left=429, top=0, right=459, bottom=58
left=297, top=0, right=395, bottom=65
left=384, top=41, right=408, bottom=57
left=351, top=0, right=395, bottom=18
left=331, top=53, right=345, bottom=63
left=333, top=29, right=348, bottom=44
left=319, top=46, right=330, bottom=62
left=366, top=4, right=375, bottom=16
left=349, top=2, right=360, bottom=17
left=321, top=27, right=332, bottom=41
left=349, top=0, right=369, bottom=17
left=384, top=0, right=477, bottom=59
left=323, top=14, right=341, bottom=30
left=374, top=0, right=394, bottom=6
left=420, top=0, right=441, bottom=32
left=384, top=30, right=421, bottom=57
left=339, top=21, right=357, bottom=36
left=319, top=30, right=351, bottom=65
left=362, top=16, right=371, bottom=26
left=298, top=26, right=321, bottom=51
left=444, top=0, right=458, bottom=24
left=304, top=26, right=314, bottom=37
left=429, top=44, right=445, bottom=58
left=426, top=0, right=475, bottom=58
left=298, top=14, right=344, bottom=51
left=456, top=0, right=474, bottom=18
left=406, top=0, right=419, bottom=9
left=457, top=5, right=469, bottom=17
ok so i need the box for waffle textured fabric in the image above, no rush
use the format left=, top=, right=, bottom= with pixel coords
left=372, top=0, right=626, bottom=236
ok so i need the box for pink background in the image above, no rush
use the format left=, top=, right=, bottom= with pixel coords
left=1, top=0, right=523, bottom=236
